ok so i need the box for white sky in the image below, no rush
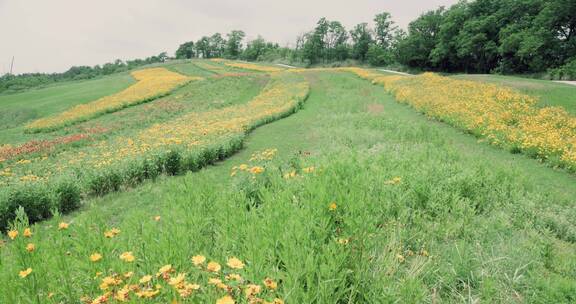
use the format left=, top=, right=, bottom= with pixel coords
left=0, top=0, right=458, bottom=74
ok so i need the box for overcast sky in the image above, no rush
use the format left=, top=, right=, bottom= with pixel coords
left=0, top=0, right=458, bottom=74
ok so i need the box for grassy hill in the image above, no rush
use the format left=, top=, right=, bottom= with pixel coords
left=1, top=61, right=575, bottom=303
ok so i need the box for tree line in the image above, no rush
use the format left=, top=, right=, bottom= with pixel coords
left=176, top=0, right=575, bottom=78
left=3, top=0, right=575, bottom=95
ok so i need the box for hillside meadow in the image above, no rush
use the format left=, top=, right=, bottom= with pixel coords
left=0, top=60, right=575, bottom=303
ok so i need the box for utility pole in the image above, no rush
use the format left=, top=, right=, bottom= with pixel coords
left=9, top=56, right=14, bottom=74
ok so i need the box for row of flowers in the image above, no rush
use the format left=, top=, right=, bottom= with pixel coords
left=345, top=68, right=576, bottom=171
left=210, top=59, right=285, bottom=73
left=25, top=68, right=198, bottom=132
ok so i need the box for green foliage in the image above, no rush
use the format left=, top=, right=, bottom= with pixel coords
left=399, top=0, right=576, bottom=73
left=175, top=41, right=195, bottom=59
left=549, top=57, right=576, bottom=80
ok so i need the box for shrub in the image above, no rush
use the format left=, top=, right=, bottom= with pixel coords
left=54, top=179, right=81, bottom=213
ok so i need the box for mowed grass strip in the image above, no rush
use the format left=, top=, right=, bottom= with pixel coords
left=345, top=69, right=576, bottom=172
left=1, top=71, right=574, bottom=303
left=25, top=68, right=197, bottom=133
left=0, top=73, right=135, bottom=145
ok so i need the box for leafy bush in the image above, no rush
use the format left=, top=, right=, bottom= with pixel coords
left=54, top=179, right=81, bottom=213
left=548, top=58, right=576, bottom=80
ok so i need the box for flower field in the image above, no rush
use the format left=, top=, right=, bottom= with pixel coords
left=345, top=69, right=576, bottom=171
left=25, top=68, right=198, bottom=132
left=0, top=70, right=308, bottom=229
left=1, top=61, right=575, bottom=304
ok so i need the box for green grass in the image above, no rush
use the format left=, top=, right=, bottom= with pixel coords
left=0, top=73, right=135, bottom=145
left=2, top=70, right=574, bottom=303
left=452, top=74, right=576, bottom=114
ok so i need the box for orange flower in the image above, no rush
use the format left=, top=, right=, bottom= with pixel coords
left=329, top=202, right=337, bottom=211
left=263, top=278, right=277, bottom=290
left=8, top=229, right=18, bottom=240
left=23, top=228, right=33, bottom=238
left=244, top=284, right=262, bottom=297
left=26, top=243, right=35, bottom=252
left=58, top=222, right=69, bottom=230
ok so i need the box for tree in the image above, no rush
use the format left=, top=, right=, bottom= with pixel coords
left=195, top=36, right=211, bottom=58
left=209, top=33, right=226, bottom=58
left=225, top=30, right=245, bottom=59
left=374, top=12, right=396, bottom=49
left=350, top=23, right=373, bottom=61
left=325, top=21, right=349, bottom=61
left=175, top=41, right=195, bottom=59
left=397, top=8, right=444, bottom=69
left=242, top=36, right=279, bottom=61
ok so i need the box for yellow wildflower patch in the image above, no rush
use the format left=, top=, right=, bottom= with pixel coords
left=26, top=68, right=198, bottom=132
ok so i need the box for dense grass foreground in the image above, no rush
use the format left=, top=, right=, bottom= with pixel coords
left=1, top=71, right=575, bottom=303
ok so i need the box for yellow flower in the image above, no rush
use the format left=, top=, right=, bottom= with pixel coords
left=135, top=289, right=160, bottom=299
left=206, top=261, right=221, bottom=272
left=58, top=222, right=69, bottom=230
left=303, top=166, right=315, bottom=173
left=273, top=299, right=284, bottom=304
left=124, top=271, right=134, bottom=278
left=191, top=255, right=206, bottom=266
left=337, top=238, right=350, bottom=245
left=158, top=264, right=173, bottom=274
left=104, top=228, right=121, bottom=238
left=8, top=229, right=18, bottom=240
left=397, top=254, right=405, bottom=263
left=47, top=292, right=54, bottom=299
left=216, top=295, right=235, bottom=304
left=19, top=268, right=32, bottom=278
left=26, top=243, right=35, bottom=252
left=90, top=253, right=103, bottom=262
left=226, top=273, right=243, bottom=282
left=227, top=257, right=245, bottom=269
left=119, top=251, right=135, bottom=262
left=245, top=284, right=262, bottom=298
left=154, top=216, right=161, bottom=221
left=23, top=228, right=33, bottom=238
left=208, top=278, right=222, bottom=285
left=420, top=249, right=429, bottom=257
left=250, top=166, right=264, bottom=174
left=263, top=277, right=277, bottom=290
left=168, top=273, right=186, bottom=286
left=329, top=202, right=337, bottom=211
left=384, top=177, right=402, bottom=185
left=139, top=275, right=153, bottom=284
left=238, top=164, right=248, bottom=171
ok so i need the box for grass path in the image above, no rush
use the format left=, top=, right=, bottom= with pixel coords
left=2, top=71, right=575, bottom=303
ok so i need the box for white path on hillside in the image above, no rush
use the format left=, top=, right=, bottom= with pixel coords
left=276, top=63, right=297, bottom=69
left=379, top=69, right=412, bottom=76
left=554, top=80, right=576, bottom=86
